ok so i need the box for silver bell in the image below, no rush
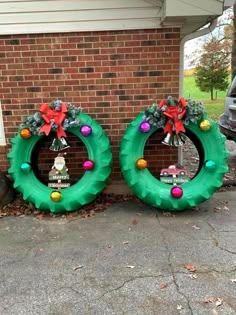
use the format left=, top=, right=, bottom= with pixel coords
left=179, top=132, right=187, bottom=144
left=162, top=133, right=172, bottom=145
left=49, top=137, right=70, bottom=151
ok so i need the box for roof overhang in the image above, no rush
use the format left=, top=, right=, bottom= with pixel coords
left=161, top=0, right=225, bottom=38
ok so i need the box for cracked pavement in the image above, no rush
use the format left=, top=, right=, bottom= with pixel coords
left=0, top=191, right=236, bottom=315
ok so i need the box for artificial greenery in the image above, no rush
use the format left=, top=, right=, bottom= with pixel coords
left=183, top=98, right=204, bottom=125
left=143, top=103, right=166, bottom=129
left=144, top=96, right=204, bottom=128
left=21, top=100, right=81, bottom=135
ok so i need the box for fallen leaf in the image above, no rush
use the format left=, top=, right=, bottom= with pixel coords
left=177, top=304, right=184, bottom=310
left=219, top=200, right=228, bottom=205
left=163, top=212, right=175, bottom=217
left=204, top=297, right=215, bottom=303
left=215, top=298, right=223, bottom=307
left=160, top=282, right=168, bottom=289
left=73, top=265, right=84, bottom=271
left=126, top=265, right=135, bottom=269
left=230, top=278, right=236, bottom=283
left=184, top=263, right=196, bottom=272
left=187, top=274, right=198, bottom=279
left=192, top=225, right=200, bottom=230
left=132, top=219, right=138, bottom=225
left=35, top=214, right=45, bottom=220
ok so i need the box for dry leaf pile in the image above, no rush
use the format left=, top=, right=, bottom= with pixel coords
left=0, top=193, right=137, bottom=219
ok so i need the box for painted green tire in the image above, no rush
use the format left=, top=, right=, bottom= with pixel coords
left=119, top=112, right=229, bottom=211
left=8, top=112, right=112, bottom=213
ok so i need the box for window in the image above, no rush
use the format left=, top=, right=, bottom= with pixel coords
left=0, top=101, right=6, bottom=145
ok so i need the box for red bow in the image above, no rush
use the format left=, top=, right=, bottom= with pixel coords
left=39, top=102, right=67, bottom=139
left=159, top=97, right=187, bottom=134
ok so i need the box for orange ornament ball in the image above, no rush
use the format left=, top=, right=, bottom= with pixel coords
left=20, top=128, right=32, bottom=139
left=136, top=158, right=148, bottom=170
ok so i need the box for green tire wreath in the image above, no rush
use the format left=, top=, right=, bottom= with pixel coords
left=8, top=104, right=112, bottom=213
left=119, top=98, right=229, bottom=211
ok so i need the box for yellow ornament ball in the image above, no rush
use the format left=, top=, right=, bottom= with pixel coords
left=50, top=191, right=62, bottom=202
left=200, top=119, right=211, bottom=131
left=136, top=158, right=147, bottom=170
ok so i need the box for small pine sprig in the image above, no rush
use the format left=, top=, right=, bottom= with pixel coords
left=143, top=103, right=166, bottom=129
left=165, top=95, right=179, bottom=106
left=63, top=103, right=82, bottom=129
left=21, top=111, right=43, bottom=135
left=184, top=99, right=205, bottom=125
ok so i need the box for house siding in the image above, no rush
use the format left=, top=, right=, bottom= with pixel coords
left=0, top=28, right=180, bottom=188
left=0, top=0, right=163, bottom=35
left=164, top=0, right=223, bottom=16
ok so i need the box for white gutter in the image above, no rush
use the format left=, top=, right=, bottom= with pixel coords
left=179, top=18, right=218, bottom=96
left=178, top=18, right=218, bottom=163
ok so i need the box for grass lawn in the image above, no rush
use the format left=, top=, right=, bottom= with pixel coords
left=204, top=103, right=224, bottom=120
left=183, top=75, right=227, bottom=120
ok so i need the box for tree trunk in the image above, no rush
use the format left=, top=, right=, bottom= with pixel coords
left=210, top=88, right=214, bottom=100
left=231, top=3, right=236, bottom=80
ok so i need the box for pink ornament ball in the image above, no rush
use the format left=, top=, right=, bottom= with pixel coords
left=171, top=186, right=183, bottom=199
left=83, top=160, right=94, bottom=171
left=140, top=121, right=151, bottom=133
left=80, top=125, right=92, bottom=136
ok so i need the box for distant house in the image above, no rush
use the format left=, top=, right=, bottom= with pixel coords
left=0, top=0, right=227, bottom=191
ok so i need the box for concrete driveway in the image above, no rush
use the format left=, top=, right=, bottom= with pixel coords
left=0, top=190, right=236, bottom=315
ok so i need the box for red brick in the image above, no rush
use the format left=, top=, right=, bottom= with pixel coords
left=0, top=29, right=180, bottom=183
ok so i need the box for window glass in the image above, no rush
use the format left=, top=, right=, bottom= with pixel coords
left=227, top=76, right=236, bottom=97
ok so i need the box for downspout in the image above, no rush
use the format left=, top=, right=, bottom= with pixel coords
left=178, top=18, right=218, bottom=163
left=179, top=17, right=218, bottom=96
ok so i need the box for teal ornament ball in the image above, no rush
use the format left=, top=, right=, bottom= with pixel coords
left=205, top=160, right=216, bottom=170
left=20, top=162, right=31, bottom=173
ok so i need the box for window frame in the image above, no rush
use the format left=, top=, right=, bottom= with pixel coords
left=0, top=101, right=6, bottom=145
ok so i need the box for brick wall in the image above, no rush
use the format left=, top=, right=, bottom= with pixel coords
left=0, top=28, right=180, bottom=188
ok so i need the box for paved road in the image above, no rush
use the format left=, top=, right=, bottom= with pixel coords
left=0, top=191, right=236, bottom=315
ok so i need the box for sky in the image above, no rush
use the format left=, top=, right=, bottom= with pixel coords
left=184, top=7, right=232, bottom=69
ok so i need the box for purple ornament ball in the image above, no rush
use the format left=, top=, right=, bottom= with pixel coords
left=80, top=125, right=92, bottom=136
left=140, top=121, right=151, bottom=133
